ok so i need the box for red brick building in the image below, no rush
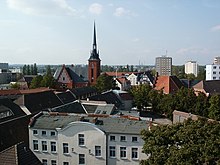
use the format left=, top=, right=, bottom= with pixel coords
left=88, top=22, right=101, bottom=86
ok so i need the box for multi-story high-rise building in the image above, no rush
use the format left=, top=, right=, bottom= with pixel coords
left=155, top=56, right=172, bottom=76
left=88, top=22, right=101, bottom=85
left=184, top=61, right=198, bottom=77
left=214, top=56, right=220, bottom=65
left=206, top=64, right=220, bottom=80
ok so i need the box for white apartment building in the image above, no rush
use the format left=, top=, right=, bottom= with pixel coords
left=155, top=56, right=172, bottom=76
left=214, top=56, right=220, bottom=65
left=184, top=61, right=198, bottom=77
left=206, top=64, right=220, bottom=80
left=29, top=112, right=149, bottom=165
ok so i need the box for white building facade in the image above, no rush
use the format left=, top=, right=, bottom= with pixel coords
left=206, top=64, right=220, bottom=80
left=29, top=112, right=149, bottom=165
left=184, top=61, right=198, bottom=77
left=214, top=56, right=220, bottom=65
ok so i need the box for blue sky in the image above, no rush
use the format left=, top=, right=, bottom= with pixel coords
left=0, top=0, right=220, bottom=65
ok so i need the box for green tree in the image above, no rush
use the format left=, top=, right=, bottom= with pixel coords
left=27, top=65, right=30, bottom=75
left=129, top=84, right=152, bottom=110
left=41, top=74, right=55, bottom=88
left=141, top=118, right=220, bottom=165
left=174, top=87, right=197, bottom=113
left=194, top=92, right=209, bottom=117
left=30, top=75, right=43, bottom=89
left=95, top=74, right=115, bottom=93
left=30, top=64, right=34, bottom=75
left=33, top=63, right=38, bottom=75
left=22, top=64, right=27, bottom=75
left=148, top=89, right=163, bottom=113
left=208, top=94, right=220, bottom=120
left=10, top=83, right=20, bottom=89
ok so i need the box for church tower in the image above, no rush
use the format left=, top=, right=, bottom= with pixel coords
left=88, top=22, right=101, bottom=85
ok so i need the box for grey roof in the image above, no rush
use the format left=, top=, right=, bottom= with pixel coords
left=0, top=142, right=42, bottom=165
left=51, top=101, right=87, bottom=114
left=56, top=91, right=76, bottom=104
left=30, top=112, right=148, bottom=135
left=0, top=98, right=26, bottom=123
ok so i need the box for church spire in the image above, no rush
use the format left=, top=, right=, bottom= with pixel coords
left=93, top=21, right=97, bottom=50
left=89, top=21, right=100, bottom=60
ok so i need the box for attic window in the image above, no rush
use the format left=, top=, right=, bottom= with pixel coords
left=102, top=111, right=107, bottom=114
left=63, top=77, right=65, bottom=81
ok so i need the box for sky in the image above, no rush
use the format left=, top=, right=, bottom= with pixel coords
left=0, top=0, right=220, bottom=65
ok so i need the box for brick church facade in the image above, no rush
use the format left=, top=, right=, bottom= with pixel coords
left=88, top=22, right=101, bottom=86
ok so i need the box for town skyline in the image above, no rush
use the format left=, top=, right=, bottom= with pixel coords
left=1, top=0, right=220, bottom=65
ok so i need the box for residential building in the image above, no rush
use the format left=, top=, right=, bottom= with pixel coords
left=29, top=112, right=149, bottom=165
left=193, top=80, right=220, bottom=96
left=115, top=77, right=131, bottom=91
left=155, top=56, right=172, bottom=76
left=214, top=56, right=220, bottom=65
left=184, top=61, right=198, bottom=77
left=127, top=71, right=154, bottom=86
left=154, top=75, right=184, bottom=94
left=173, top=110, right=198, bottom=124
left=206, top=64, right=220, bottom=80
left=88, top=22, right=101, bottom=86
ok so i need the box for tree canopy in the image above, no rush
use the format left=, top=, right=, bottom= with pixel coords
left=141, top=118, right=220, bottom=165
left=95, top=74, right=116, bottom=93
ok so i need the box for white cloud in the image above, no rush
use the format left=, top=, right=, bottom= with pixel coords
left=89, top=3, right=103, bottom=15
left=210, top=24, right=220, bottom=32
left=177, top=47, right=209, bottom=55
left=6, top=0, right=77, bottom=16
left=114, top=7, right=137, bottom=17
left=132, top=38, right=140, bottom=42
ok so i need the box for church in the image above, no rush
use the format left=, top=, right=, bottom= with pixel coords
left=53, top=22, right=101, bottom=89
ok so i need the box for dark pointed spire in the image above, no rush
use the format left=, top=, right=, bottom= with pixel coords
left=89, top=21, right=100, bottom=60
left=93, top=21, right=97, bottom=50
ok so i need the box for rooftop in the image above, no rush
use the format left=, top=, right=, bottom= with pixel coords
left=30, top=112, right=149, bottom=135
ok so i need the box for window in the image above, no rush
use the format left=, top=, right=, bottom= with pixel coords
left=33, top=140, right=38, bottom=151
left=63, top=143, right=69, bottom=154
left=120, top=136, right=126, bottom=142
left=42, top=159, right=47, bottom=165
left=213, top=71, right=216, bottom=74
left=51, top=141, right=56, bottom=153
left=213, top=77, right=216, bottom=79
left=109, top=146, right=116, bottom=158
left=110, top=135, right=115, bottom=141
left=79, top=154, right=85, bottom=164
left=132, top=148, right=138, bottom=159
left=63, top=77, right=65, bottom=81
left=213, top=66, right=217, bottom=69
left=33, top=130, right=38, bottom=135
left=132, top=136, right=138, bottom=142
left=63, top=162, right=69, bottom=165
left=42, top=131, right=46, bottom=136
left=42, top=141, right=47, bottom=152
left=78, top=134, right=85, bottom=146
left=95, top=146, right=101, bottom=157
left=51, top=131, right=56, bottom=136
left=120, top=147, right=127, bottom=158
left=51, top=160, right=57, bottom=165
